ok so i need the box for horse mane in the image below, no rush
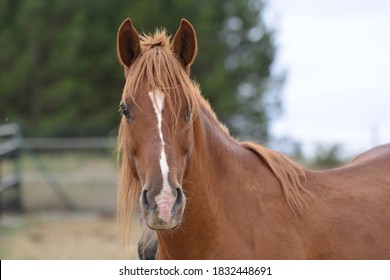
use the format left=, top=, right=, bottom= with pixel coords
left=117, top=123, right=141, bottom=245
left=117, top=30, right=200, bottom=245
left=241, top=141, right=310, bottom=214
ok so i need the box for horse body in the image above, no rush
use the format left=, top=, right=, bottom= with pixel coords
left=116, top=18, right=390, bottom=259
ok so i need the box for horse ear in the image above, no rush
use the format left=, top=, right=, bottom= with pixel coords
left=171, top=18, right=198, bottom=71
left=117, top=18, right=141, bottom=68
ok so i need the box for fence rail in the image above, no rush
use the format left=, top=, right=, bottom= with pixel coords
left=22, top=137, right=117, bottom=150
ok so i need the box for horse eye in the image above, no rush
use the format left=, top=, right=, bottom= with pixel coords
left=120, top=102, right=131, bottom=121
left=185, top=110, right=191, bottom=123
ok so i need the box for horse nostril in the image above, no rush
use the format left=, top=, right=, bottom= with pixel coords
left=175, top=188, right=183, bottom=205
left=141, top=189, right=149, bottom=210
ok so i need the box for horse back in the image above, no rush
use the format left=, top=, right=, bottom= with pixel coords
left=345, top=144, right=390, bottom=181
left=352, top=143, right=390, bottom=165
left=345, top=144, right=390, bottom=184
left=312, top=144, right=390, bottom=203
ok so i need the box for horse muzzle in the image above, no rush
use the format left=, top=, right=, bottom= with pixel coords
left=140, top=186, right=186, bottom=230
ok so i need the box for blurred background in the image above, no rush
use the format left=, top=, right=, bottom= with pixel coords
left=0, top=0, right=389, bottom=259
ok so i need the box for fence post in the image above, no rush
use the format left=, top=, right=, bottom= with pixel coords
left=0, top=123, right=22, bottom=214
left=13, top=124, right=22, bottom=210
left=0, top=161, right=2, bottom=215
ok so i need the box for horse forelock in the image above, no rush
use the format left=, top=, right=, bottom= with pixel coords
left=140, top=29, right=171, bottom=49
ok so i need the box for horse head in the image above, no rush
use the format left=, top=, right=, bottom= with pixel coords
left=117, top=19, right=198, bottom=230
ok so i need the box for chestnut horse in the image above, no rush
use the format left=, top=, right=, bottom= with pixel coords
left=116, top=18, right=390, bottom=259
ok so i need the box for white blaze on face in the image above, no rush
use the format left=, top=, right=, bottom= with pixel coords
left=148, top=90, right=175, bottom=222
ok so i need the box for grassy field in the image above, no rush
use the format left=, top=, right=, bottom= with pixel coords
left=0, top=151, right=141, bottom=259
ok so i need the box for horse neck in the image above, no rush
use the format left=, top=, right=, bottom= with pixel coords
left=156, top=102, right=277, bottom=259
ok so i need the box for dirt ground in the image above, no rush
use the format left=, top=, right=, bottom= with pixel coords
left=0, top=152, right=144, bottom=259
left=0, top=211, right=141, bottom=260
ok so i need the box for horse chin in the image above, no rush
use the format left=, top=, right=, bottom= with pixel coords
left=144, top=213, right=182, bottom=231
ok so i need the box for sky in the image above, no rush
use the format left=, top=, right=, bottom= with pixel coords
left=265, top=0, right=390, bottom=157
